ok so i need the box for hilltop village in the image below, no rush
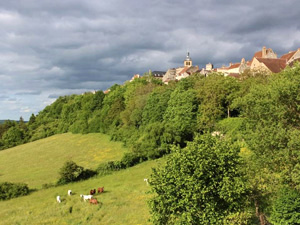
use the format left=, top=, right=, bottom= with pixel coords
left=129, top=46, right=300, bottom=84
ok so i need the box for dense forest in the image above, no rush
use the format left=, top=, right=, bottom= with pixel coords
left=1, top=64, right=300, bottom=224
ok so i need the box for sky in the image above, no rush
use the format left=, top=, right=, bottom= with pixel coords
left=0, top=0, right=300, bottom=120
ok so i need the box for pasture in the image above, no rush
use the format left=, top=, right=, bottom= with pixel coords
left=0, top=133, right=127, bottom=189
left=0, top=159, right=163, bottom=225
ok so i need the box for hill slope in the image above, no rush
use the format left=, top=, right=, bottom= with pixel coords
left=0, top=159, right=163, bottom=225
left=0, top=133, right=127, bottom=189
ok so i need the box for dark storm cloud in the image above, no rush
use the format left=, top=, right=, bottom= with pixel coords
left=1, top=0, right=300, bottom=119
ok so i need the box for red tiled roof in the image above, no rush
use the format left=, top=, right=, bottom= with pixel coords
left=218, top=66, right=229, bottom=70
left=254, top=51, right=262, bottom=58
left=186, top=66, right=199, bottom=74
left=228, top=63, right=240, bottom=69
left=256, top=58, right=287, bottom=73
left=179, top=66, right=189, bottom=75
left=281, top=51, right=296, bottom=61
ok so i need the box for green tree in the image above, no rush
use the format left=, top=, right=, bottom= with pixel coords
left=28, top=113, right=36, bottom=124
left=57, top=160, right=84, bottom=184
left=1, top=126, right=24, bottom=148
left=141, top=86, right=174, bottom=126
left=163, top=83, right=198, bottom=146
left=149, top=134, right=249, bottom=224
left=195, top=74, right=240, bottom=131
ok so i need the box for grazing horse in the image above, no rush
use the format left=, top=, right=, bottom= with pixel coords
left=89, top=198, right=98, bottom=205
left=80, top=194, right=93, bottom=201
left=90, top=189, right=96, bottom=195
left=98, top=187, right=104, bottom=193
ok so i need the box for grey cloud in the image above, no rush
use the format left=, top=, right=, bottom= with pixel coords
left=16, top=91, right=41, bottom=95
left=0, top=95, right=8, bottom=99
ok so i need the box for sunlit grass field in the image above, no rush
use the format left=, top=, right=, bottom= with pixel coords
left=0, top=159, right=163, bottom=225
left=0, top=133, right=127, bottom=189
left=0, top=133, right=165, bottom=224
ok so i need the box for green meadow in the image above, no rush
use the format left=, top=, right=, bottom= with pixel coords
left=0, top=133, right=127, bottom=189
left=0, top=133, right=164, bottom=224
left=0, top=159, right=163, bottom=225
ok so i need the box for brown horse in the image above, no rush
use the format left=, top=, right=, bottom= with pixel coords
left=98, top=187, right=104, bottom=193
left=89, top=198, right=98, bottom=205
left=90, top=189, right=96, bottom=195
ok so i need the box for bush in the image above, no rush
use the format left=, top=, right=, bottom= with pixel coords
left=57, top=160, right=96, bottom=185
left=270, top=187, right=300, bottom=224
left=77, top=168, right=97, bottom=180
left=120, top=152, right=144, bottom=168
left=149, top=134, right=249, bottom=224
left=0, top=182, right=30, bottom=200
left=96, top=152, right=146, bottom=176
left=96, top=161, right=123, bottom=176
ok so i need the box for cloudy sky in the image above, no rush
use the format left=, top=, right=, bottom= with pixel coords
left=0, top=0, right=300, bottom=120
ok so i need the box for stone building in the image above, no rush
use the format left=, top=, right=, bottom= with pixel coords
left=250, top=47, right=286, bottom=73
left=280, top=48, right=300, bottom=65
left=162, top=52, right=199, bottom=83
left=250, top=57, right=286, bottom=73
left=217, top=58, right=248, bottom=76
left=253, top=46, right=278, bottom=59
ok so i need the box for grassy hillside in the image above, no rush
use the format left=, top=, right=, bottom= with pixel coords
left=0, top=133, right=127, bottom=189
left=0, top=159, right=163, bottom=225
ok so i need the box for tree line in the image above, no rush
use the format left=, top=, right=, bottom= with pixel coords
left=1, top=65, right=300, bottom=223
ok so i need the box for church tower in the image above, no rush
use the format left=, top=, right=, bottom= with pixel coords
left=184, top=52, right=192, bottom=67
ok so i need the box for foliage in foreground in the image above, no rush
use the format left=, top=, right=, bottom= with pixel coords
left=270, top=187, right=300, bottom=225
left=149, top=134, right=250, bottom=224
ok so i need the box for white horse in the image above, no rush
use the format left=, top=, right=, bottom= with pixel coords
left=80, top=194, right=93, bottom=201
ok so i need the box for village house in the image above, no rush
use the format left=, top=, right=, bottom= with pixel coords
left=250, top=47, right=286, bottom=73
left=130, top=74, right=141, bottom=82
left=253, top=46, right=278, bottom=59
left=199, top=63, right=218, bottom=77
left=162, top=52, right=199, bottom=83
left=250, top=57, right=286, bottom=73
left=152, top=71, right=166, bottom=79
left=217, top=58, right=249, bottom=76
left=280, top=48, right=300, bottom=65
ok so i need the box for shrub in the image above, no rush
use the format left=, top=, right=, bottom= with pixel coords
left=149, top=134, right=249, bottom=224
left=57, top=160, right=96, bottom=185
left=77, top=168, right=97, bottom=180
left=270, top=187, right=300, bottom=224
left=0, top=182, right=30, bottom=200
left=120, top=152, right=144, bottom=168
left=96, top=152, right=147, bottom=176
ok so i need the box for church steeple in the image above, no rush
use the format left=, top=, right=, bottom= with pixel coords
left=184, top=52, right=192, bottom=67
